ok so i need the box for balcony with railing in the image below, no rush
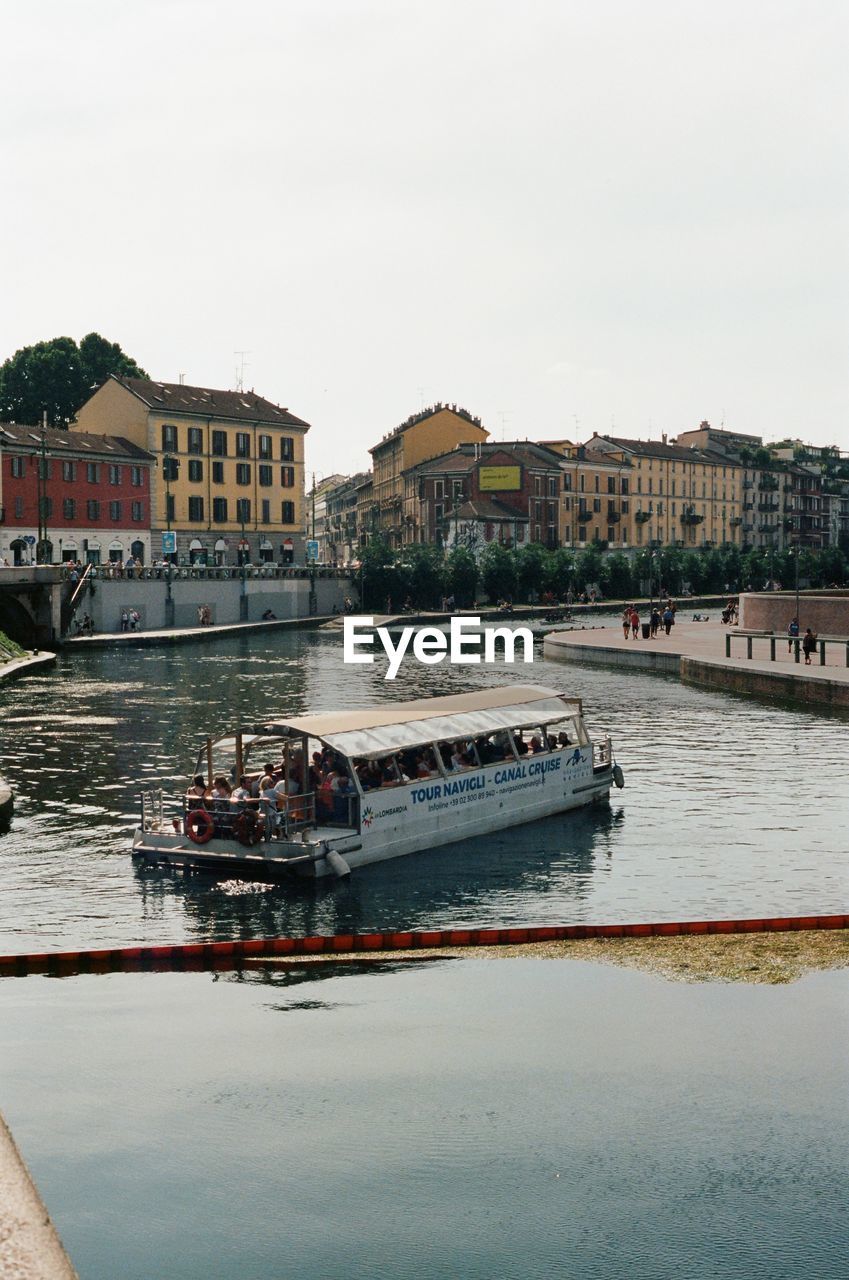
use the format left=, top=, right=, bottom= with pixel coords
left=757, top=500, right=779, bottom=512
left=680, top=506, right=704, bottom=526
left=758, top=476, right=779, bottom=491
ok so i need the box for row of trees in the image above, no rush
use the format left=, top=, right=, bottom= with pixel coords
left=359, top=539, right=849, bottom=610
left=0, top=334, right=147, bottom=426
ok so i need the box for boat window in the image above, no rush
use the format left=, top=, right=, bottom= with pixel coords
left=379, top=755, right=405, bottom=787
left=543, top=717, right=587, bottom=748
left=436, top=739, right=479, bottom=772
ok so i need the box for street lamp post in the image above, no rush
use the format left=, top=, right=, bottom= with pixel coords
left=239, top=504, right=248, bottom=620
left=161, top=454, right=177, bottom=626
left=36, top=412, right=50, bottom=564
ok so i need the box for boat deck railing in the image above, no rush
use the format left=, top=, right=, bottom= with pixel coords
left=593, top=736, right=612, bottom=770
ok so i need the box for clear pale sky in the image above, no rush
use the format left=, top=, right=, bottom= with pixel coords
left=3, top=0, right=847, bottom=475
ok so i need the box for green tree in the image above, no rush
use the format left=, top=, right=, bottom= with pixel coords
left=403, top=544, right=444, bottom=608
left=575, top=545, right=604, bottom=594
left=515, top=543, right=549, bottom=602
left=443, top=546, right=478, bottom=607
left=0, top=332, right=147, bottom=426
left=600, top=552, right=633, bottom=600
left=542, top=547, right=575, bottom=598
left=480, top=542, right=517, bottom=603
left=681, top=550, right=708, bottom=593
left=360, top=537, right=396, bottom=612
left=816, top=545, right=846, bottom=586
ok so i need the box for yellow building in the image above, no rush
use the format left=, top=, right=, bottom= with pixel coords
left=585, top=435, right=744, bottom=548
left=370, top=404, right=489, bottom=548
left=540, top=440, right=633, bottom=548
left=73, top=375, right=309, bottom=564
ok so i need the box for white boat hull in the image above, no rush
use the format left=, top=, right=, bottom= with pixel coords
left=133, top=749, right=612, bottom=880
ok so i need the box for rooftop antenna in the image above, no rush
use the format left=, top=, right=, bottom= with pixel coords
left=178, top=372, right=185, bottom=385
left=497, top=410, right=511, bottom=442
left=234, top=350, right=251, bottom=393
left=416, top=386, right=426, bottom=411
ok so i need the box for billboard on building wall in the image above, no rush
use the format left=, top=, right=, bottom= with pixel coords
left=478, top=465, right=522, bottom=491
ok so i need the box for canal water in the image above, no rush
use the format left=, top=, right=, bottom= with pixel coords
left=0, top=622, right=847, bottom=953
left=1, top=627, right=847, bottom=1279
left=2, top=962, right=847, bottom=1280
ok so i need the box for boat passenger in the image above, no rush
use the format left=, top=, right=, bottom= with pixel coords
left=187, top=775, right=207, bottom=799
left=530, top=735, right=544, bottom=754
left=258, top=773, right=279, bottom=837
left=557, top=731, right=571, bottom=749
left=514, top=733, right=529, bottom=756
left=450, top=742, right=470, bottom=771
left=232, top=775, right=253, bottom=803
left=209, top=776, right=234, bottom=837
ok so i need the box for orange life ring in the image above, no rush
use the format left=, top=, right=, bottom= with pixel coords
left=186, top=807, right=215, bottom=845
left=233, top=809, right=263, bottom=847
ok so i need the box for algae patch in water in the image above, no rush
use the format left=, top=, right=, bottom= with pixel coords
left=256, top=930, right=849, bottom=986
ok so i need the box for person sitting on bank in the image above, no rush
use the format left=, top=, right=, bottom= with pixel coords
left=261, top=609, right=277, bottom=620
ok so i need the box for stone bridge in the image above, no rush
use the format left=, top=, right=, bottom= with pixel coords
left=0, top=567, right=68, bottom=647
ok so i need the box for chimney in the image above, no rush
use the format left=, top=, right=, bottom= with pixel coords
left=661, top=432, right=667, bottom=445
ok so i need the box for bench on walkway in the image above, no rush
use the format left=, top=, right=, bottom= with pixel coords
left=726, top=629, right=849, bottom=667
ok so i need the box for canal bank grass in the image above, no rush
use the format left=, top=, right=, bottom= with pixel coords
left=256, top=929, right=849, bottom=985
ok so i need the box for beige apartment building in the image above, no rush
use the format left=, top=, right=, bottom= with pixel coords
left=369, top=404, right=489, bottom=548
left=584, top=435, right=744, bottom=548
left=73, top=375, right=310, bottom=564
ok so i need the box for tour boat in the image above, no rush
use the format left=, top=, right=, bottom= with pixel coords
left=132, top=684, right=623, bottom=880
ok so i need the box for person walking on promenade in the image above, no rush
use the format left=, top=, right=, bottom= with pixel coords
left=662, top=605, right=674, bottom=635
left=802, top=628, right=817, bottom=665
left=622, top=607, right=631, bottom=639
left=629, top=607, right=640, bottom=639
left=650, top=607, right=660, bottom=637
left=787, top=617, right=800, bottom=653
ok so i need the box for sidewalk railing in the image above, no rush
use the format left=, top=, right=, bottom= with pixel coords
left=726, top=629, right=849, bottom=667
left=59, top=563, right=357, bottom=583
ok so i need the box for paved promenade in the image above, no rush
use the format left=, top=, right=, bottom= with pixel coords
left=544, top=621, right=849, bottom=709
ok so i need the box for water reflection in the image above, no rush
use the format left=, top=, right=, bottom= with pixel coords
left=134, top=804, right=617, bottom=940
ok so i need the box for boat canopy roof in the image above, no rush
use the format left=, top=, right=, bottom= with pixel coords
left=255, top=685, right=581, bottom=759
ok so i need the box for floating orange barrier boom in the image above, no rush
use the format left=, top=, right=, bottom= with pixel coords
left=0, top=914, right=846, bottom=977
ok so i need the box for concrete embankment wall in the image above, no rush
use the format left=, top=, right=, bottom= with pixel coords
left=543, top=634, right=849, bottom=711
left=0, top=1111, right=78, bottom=1278
left=740, top=591, right=849, bottom=634
left=680, top=657, right=849, bottom=709
left=543, top=637, right=681, bottom=676
left=78, top=575, right=348, bottom=632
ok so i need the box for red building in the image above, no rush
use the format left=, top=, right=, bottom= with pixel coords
left=0, top=423, right=154, bottom=566
left=404, top=442, right=563, bottom=551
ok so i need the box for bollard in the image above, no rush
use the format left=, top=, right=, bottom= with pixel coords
left=820, top=640, right=826, bottom=666
left=725, top=634, right=731, bottom=658
left=747, top=636, right=753, bottom=660
left=794, top=639, right=800, bottom=664
left=769, top=636, right=776, bottom=662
